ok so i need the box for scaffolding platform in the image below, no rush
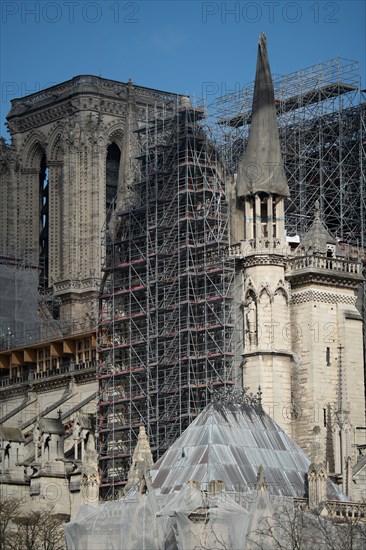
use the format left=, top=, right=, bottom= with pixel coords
left=97, top=100, right=235, bottom=499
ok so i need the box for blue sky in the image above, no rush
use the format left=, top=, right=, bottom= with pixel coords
left=1, top=0, right=365, bottom=138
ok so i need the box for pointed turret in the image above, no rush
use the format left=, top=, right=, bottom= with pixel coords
left=232, top=34, right=289, bottom=246
left=236, top=33, right=289, bottom=198
left=297, top=200, right=339, bottom=256
left=230, top=36, right=292, bottom=435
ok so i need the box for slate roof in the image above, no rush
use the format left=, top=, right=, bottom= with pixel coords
left=38, top=418, right=64, bottom=435
left=236, top=33, right=290, bottom=198
left=151, top=399, right=347, bottom=501
left=298, top=201, right=339, bottom=254
left=353, top=454, right=366, bottom=476
left=0, top=426, right=24, bottom=443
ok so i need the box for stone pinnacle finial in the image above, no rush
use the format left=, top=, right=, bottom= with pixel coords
left=256, top=464, right=266, bottom=491
left=124, top=426, right=154, bottom=495
left=257, top=385, right=263, bottom=407
left=236, top=33, right=290, bottom=198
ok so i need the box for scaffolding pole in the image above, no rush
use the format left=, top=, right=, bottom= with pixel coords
left=211, top=57, right=365, bottom=245
left=96, top=57, right=366, bottom=500
left=97, top=98, right=235, bottom=499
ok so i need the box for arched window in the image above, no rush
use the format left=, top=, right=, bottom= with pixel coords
left=39, top=153, right=49, bottom=288
left=106, top=143, right=121, bottom=224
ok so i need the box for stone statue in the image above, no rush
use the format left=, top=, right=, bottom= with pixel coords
left=245, top=295, right=257, bottom=346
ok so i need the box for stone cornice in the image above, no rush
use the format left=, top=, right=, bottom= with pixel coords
left=286, top=268, right=362, bottom=289
left=54, top=278, right=101, bottom=294
left=8, top=101, right=77, bottom=133
left=10, top=75, right=183, bottom=111
left=8, top=96, right=153, bottom=134
left=242, top=350, right=293, bottom=359
left=0, top=477, right=29, bottom=486
left=241, top=255, right=288, bottom=268
left=286, top=255, right=363, bottom=289
left=7, top=75, right=185, bottom=133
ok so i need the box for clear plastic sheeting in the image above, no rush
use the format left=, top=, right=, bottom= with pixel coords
left=64, top=399, right=352, bottom=548
left=151, top=400, right=347, bottom=502
left=64, top=492, right=168, bottom=550
left=64, top=485, right=268, bottom=550
left=64, top=488, right=365, bottom=550
left=158, top=483, right=250, bottom=550
left=0, top=261, right=40, bottom=349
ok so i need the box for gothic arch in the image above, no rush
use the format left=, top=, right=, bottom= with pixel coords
left=21, top=130, right=47, bottom=167
left=106, top=142, right=122, bottom=224
left=105, top=123, right=125, bottom=152
left=244, top=288, right=257, bottom=302
left=47, top=125, right=64, bottom=162
left=274, top=285, right=289, bottom=304
left=258, top=285, right=272, bottom=302
left=244, top=278, right=257, bottom=300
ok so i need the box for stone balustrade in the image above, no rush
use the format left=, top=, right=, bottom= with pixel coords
left=288, top=255, right=362, bottom=276
left=0, top=361, right=96, bottom=388
left=294, top=498, right=366, bottom=520
left=229, top=239, right=288, bottom=257
left=323, top=500, right=366, bottom=520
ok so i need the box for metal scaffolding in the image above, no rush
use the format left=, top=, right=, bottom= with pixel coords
left=96, top=57, right=366, bottom=500
left=212, top=57, right=366, bottom=245
left=97, top=99, right=235, bottom=499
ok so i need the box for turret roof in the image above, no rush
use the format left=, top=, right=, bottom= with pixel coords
left=299, top=200, right=338, bottom=253
left=236, top=33, right=290, bottom=198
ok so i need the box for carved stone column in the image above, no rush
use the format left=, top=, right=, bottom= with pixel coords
left=20, top=167, right=39, bottom=263
left=47, top=160, right=63, bottom=285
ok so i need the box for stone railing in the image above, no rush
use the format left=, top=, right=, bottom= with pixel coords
left=288, top=255, right=362, bottom=276
left=294, top=498, right=365, bottom=521
left=229, top=239, right=288, bottom=257
left=323, top=500, right=366, bottom=520
left=0, top=361, right=96, bottom=388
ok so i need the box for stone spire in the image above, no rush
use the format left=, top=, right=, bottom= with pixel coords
left=236, top=33, right=290, bottom=198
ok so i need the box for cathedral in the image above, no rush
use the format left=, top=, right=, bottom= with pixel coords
left=0, top=33, right=365, bottom=536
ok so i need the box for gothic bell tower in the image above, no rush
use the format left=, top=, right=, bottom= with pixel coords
left=230, top=34, right=293, bottom=434
left=1, top=77, right=183, bottom=324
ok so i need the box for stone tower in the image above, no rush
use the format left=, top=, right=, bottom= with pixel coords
left=230, top=33, right=293, bottom=433
left=230, top=34, right=365, bottom=481
left=0, top=77, right=185, bottom=321
left=287, top=202, right=365, bottom=477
